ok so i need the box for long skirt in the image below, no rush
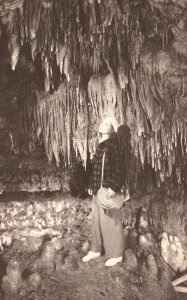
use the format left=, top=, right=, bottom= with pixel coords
left=91, top=194, right=125, bottom=258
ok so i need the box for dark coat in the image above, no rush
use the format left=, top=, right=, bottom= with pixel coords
left=88, top=134, right=123, bottom=195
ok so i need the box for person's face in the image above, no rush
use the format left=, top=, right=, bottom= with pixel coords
left=98, top=119, right=113, bottom=134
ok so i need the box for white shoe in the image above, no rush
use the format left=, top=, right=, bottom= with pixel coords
left=82, top=251, right=101, bottom=262
left=105, top=256, right=123, bottom=267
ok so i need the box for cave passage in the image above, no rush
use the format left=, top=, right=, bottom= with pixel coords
left=0, top=1, right=187, bottom=300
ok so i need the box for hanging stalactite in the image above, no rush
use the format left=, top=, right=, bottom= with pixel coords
left=0, top=0, right=187, bottom=189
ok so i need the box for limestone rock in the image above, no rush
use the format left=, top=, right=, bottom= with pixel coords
left=65, top=255, right=79, bottom=271
left=129, top=229, right=138, bottom=248
left=146, top=254, right=158, bottom=276
left=138, top=207, right=148, bottom=234
left=139, top=233, right=154, bottom=248
left=28, top=272, right=42, bottom=290
left=158, top=232, right=187, bottom=272
left=31, top=238, right=63, bottom=273
left=123, top=248, right=138, bottom=271
left=2, top=259, right=22, bottom=299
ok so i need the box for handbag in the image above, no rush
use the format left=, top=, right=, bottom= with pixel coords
left=97, top=152, right=130, bottom=210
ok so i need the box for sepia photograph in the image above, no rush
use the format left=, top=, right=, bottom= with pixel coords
left=0, top=0, right=187, bottom=299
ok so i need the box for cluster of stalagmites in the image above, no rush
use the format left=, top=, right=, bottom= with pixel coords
left=0, top=203, right=186, bottom=299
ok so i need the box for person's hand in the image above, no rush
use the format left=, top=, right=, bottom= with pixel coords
left=105, top=187, right=115, bottom=199
left=88, top=188, right=93, bottom=196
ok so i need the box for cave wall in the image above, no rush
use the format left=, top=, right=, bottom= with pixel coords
left=0, top=186, right=186, bottom=255
left=0, top=42, right=70, bottom=194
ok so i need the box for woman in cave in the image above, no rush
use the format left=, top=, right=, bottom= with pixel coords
left=82, top=117, right=125, bottom=267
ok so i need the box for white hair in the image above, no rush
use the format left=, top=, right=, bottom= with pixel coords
left=103, top=116, right=119, bottom=133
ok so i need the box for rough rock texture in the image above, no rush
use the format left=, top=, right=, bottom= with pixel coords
left=0, top=191, right=186, bottom=256
left=0, top=155, right=69, bottom=194
left=2, top=259, right=22, bottom=300
left=0, top=47, right=71, bottom=193
left=0, top=192, right=186, bottom=300
left=0, top=187, right=186, bottom=248
left=0, top=193, right=92, bottom=252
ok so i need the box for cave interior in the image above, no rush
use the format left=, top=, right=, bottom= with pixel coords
left=0, top=0, right=187, bottom=299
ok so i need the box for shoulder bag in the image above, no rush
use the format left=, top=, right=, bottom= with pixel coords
left=97, top=152, right=130, bottom=210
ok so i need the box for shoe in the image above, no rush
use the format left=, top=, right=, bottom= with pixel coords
left=82, top=251, right=101, bottom=262
left=105, top=256, right=123, bottom=267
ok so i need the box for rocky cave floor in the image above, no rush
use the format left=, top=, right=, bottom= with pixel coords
left=0, top=193, right=187, bottom=300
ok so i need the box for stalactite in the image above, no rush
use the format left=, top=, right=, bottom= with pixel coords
left=0, top=0, right=186, bottom=188
left=7, top=10, right=21, bottom=71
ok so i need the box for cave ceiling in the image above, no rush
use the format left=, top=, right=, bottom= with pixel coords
left=0, top=0, right=186, bottom=186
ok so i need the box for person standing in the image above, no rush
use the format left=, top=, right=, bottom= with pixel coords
left=82, top=117, right=125, bottom=267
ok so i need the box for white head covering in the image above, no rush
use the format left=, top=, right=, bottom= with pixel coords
left=103, top=116, right=119, bottom=133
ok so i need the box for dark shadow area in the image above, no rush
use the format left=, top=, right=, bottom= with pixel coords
left=0, top=254, right=7, bottom=299
left=117, top=124, right=132, bottom=192
left=117, top=124, right=168, bottom=195
left=69, top=151, right=90, bottom=199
